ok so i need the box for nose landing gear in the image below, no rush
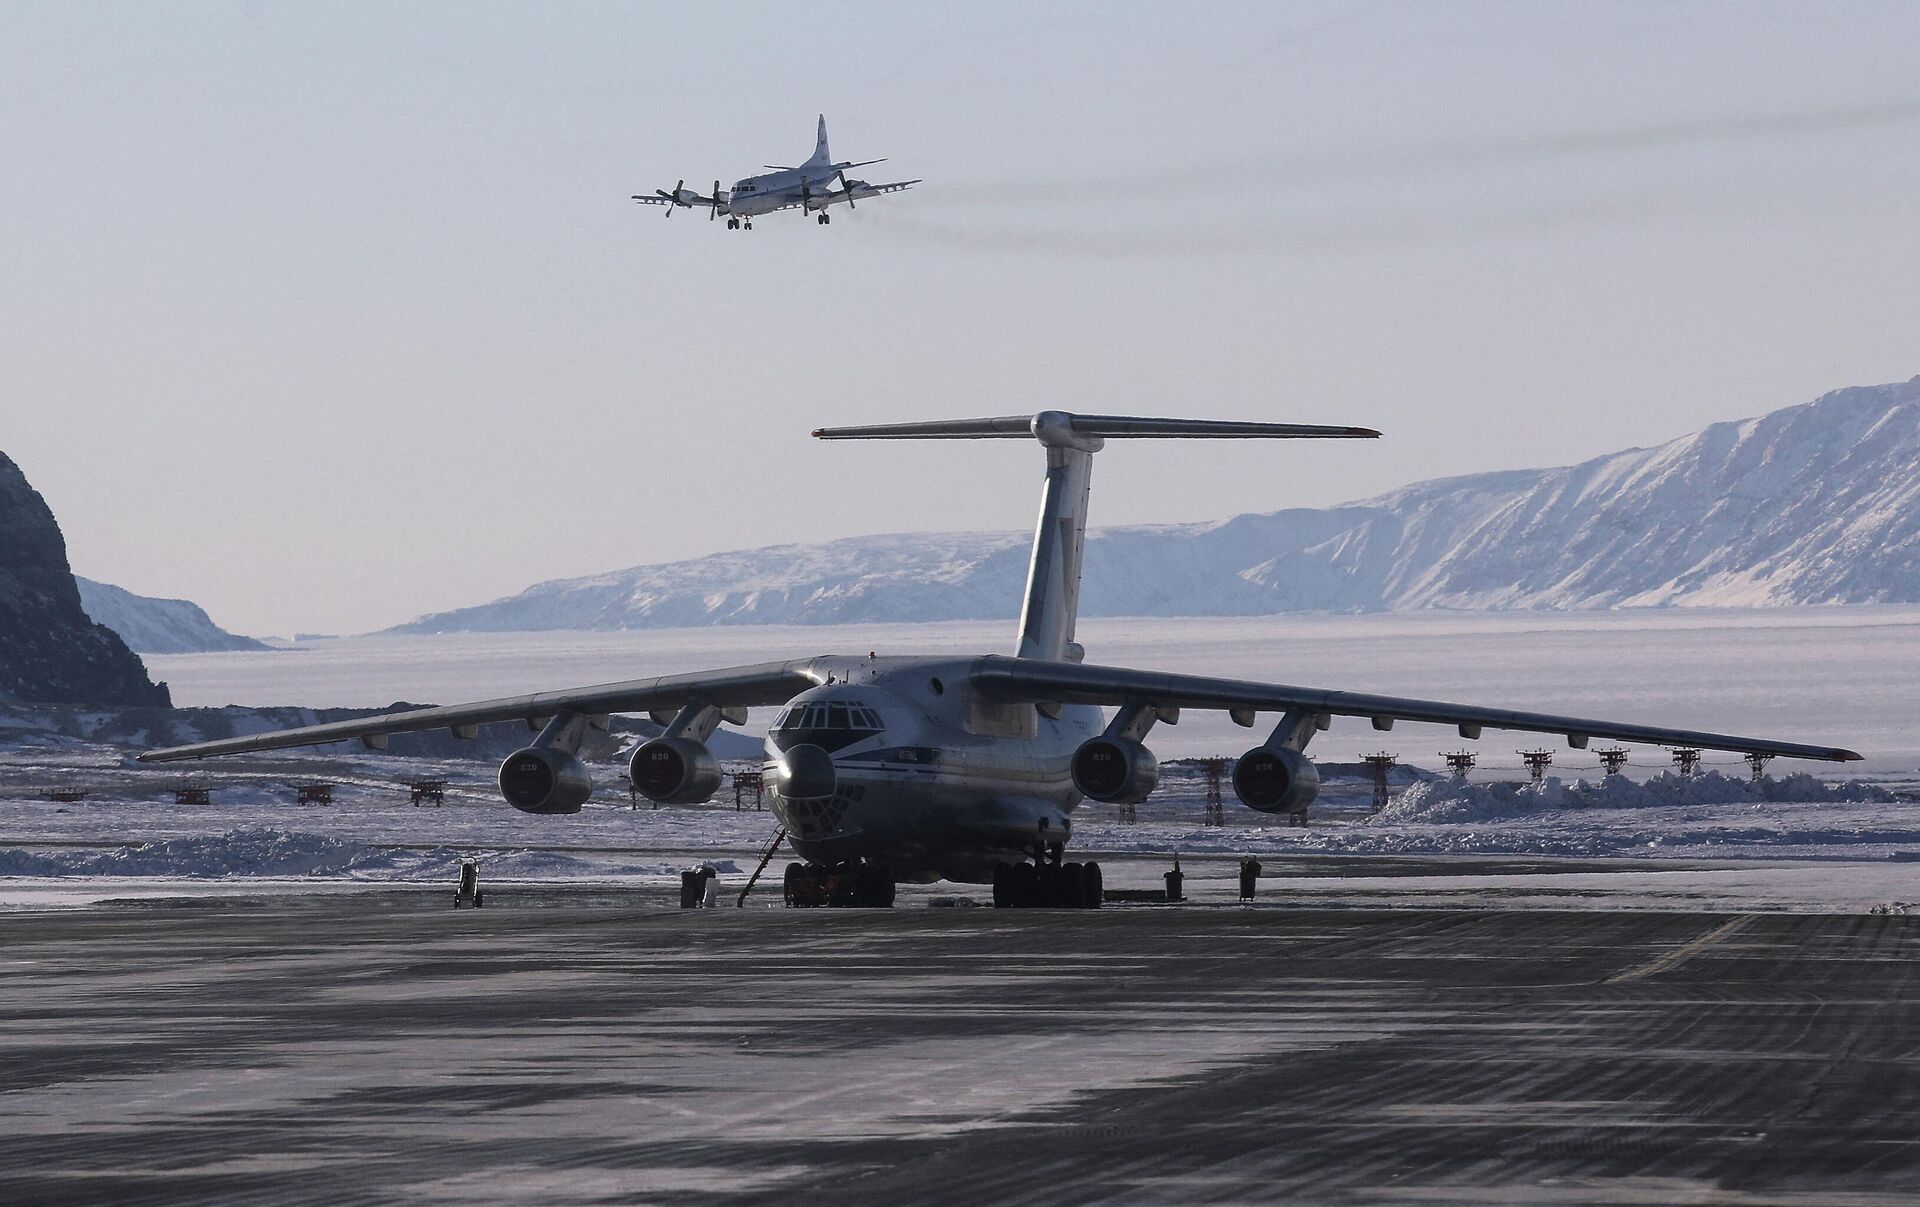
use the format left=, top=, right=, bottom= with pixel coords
left=783, top=860, right=894, bottom=908
left=992, top=851, right=1103, bottom=909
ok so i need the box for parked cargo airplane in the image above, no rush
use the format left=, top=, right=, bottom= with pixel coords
left=143, top=414, right=1861, bottom=907
left=632, top=115, right=917, bottom=229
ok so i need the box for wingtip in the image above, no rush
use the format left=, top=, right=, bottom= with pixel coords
left=1352, top=427, right=1383, bottom=438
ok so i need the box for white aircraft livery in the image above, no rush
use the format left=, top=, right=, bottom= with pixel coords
left=143, top=414, right=1862, bottom=908
left=632, top=115, right=917, bottom=229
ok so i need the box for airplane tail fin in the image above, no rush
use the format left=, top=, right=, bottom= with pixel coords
left=804, top=114, right=831, bottom=168
left=815, top=412, right=1379, bottom=660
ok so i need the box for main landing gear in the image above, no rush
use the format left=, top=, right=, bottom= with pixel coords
left=992, top=849, right=1103, bottom=909
left=728, top=217, right=752, bottom=230
left=784, top=860, right=894, bottom=908
left=816, top=212, right=831, bottom=225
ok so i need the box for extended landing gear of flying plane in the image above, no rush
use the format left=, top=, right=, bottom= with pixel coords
left=816, top=212, right=831, bottom=225
left=783, top=860, right=894, bottom=908
left=992, top=853, right=1103, bottom=910
left=727, top=217, right=752, bottom=230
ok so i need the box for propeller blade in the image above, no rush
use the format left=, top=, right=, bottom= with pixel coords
left=709, top=180, right=721, bottom=221
left=838, top=169, right=855, bottom=210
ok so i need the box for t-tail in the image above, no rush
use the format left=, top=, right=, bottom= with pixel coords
left=812, top=413, right=1380, bottom=661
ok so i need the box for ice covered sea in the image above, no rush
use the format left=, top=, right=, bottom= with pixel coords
left=3, top=608, right=1914, bottom=909
left=154, top=606, right=1920, bottom=767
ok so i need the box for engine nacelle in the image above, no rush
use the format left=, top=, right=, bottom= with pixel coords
left=1232, top=747, right=1321, bottom=814
left=498, top=746, right=593, bottom=815
left=628, top=736, right=723, bottom=804
left=1071, top=737, right=1159, bottom=804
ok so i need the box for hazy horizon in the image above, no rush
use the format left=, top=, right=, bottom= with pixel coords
left=7, top=2, right=1918, bottom=635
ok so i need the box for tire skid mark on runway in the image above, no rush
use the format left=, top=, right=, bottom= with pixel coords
left=1605, top=915, right=1756, bottom=984
left=7, top=901, right=1920, bottom=1204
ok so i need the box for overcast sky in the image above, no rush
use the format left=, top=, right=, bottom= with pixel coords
left=5, top=1, right=1918, bottom=636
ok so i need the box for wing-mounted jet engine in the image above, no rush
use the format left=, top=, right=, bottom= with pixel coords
left=1232, top=709, right=1326, bottom=814
left=499, top=712, right=603, bottom=815
left=629, top=703, right=741, bottom=805
left=1071, top=700, right=1176, bottom=804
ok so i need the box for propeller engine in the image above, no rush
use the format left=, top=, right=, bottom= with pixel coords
left=1071, top=737, right=1159, bottom=804
left=628, top=736, right=722, bottom=805
left=654, top=179, right=692, bottom=217
left=498, top=747, right=593, bottom=815
left=837, top=169, right=857, bottom=210
left=1232, top=747, right=1321, bottom=814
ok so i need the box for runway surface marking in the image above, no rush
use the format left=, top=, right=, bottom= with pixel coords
left=1606, top=914, right=1756, bottom=983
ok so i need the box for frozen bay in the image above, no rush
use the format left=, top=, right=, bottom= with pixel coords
left=151, top=606, right=1920, bottom=770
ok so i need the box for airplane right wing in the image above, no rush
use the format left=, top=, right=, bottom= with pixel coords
left=969, top=656, right=1862, bottom=762
left=853, top=178, right=918, bottom=195
left=137, top=660, right=826, bottom=762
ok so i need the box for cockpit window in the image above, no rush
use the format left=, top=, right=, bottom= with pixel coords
left=772, top=699, right=884, bottom=753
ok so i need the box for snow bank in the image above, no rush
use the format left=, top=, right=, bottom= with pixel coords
left=1372, top=771, right=1892, bottom=824
left=0, top=828, right=720, bottom=881
left=0, top=829, right=427, bottom=878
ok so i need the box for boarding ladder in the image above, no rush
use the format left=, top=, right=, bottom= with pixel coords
left=736, top=827, right=788, bottom=908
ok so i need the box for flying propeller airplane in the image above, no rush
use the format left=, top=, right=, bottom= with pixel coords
left=142, top=413, right=1861, bottom=908
left=632, top=115, right=918, bottom=229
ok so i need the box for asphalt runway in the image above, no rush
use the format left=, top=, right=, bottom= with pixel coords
left=5, top=888, right=1920, bottom=1205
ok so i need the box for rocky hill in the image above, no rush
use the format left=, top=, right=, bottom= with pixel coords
left=0, top=453, right=170, bottom=706
left=75, top=577, right=269, bottom=654
left=388, top=377, right=1920, bottom=633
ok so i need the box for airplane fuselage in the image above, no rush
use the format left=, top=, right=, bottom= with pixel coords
left=762, top=656, right=1103, bottom=883
left=723, top=165, right=842, bottom=217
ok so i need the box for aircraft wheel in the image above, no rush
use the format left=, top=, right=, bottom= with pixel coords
left=1032, top=862, right=1059, bottom=908
left=1082, top=861, right=1104, bottom=909
left=1059, top=863, right=1085, bottom=910
left=992, top=863, right=1013, bottom=908
left=853, top=863, right=892, bottom=908
left=783, top=861, right=804, bottom=907
left=1010, top=862, right=1037, bottom=908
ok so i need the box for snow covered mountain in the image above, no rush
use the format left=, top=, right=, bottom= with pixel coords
left=390, top=377, right=1920, bottom=633
left=75, top=578, right=269, bottom=654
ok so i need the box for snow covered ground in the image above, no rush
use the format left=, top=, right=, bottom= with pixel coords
left=3, top=609, right=1912, bottom=911
left=1, top=744, right=1913, bottom=913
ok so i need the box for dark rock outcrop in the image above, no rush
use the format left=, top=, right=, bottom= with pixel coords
left=0, top=452, right=170, bottom=706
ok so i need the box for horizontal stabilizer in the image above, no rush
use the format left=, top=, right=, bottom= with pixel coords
left=813, top=412, right=1380, bottom=441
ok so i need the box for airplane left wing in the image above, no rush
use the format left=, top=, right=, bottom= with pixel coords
left=968, top=656, right=1861, bottom=762
left=137, top=660, right=825, bottom=762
